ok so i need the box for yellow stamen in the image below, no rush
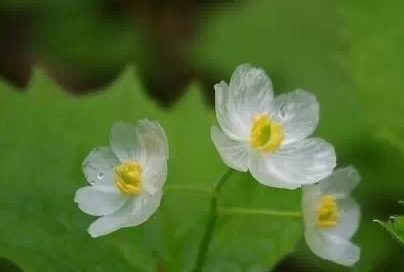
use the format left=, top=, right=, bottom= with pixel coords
left=316, top=195, right=339, bottom=228
left=115, top=161, right=143, bottom=196
left=250, top=113, right=284, bottom=152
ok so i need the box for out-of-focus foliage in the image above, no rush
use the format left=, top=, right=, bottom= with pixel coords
left=375, top=201, right=404, bottom=246
left=342, top=0, right=404, bottom=154
left=0, top=68, right=302, bottom=272
left=0, top=0, right=238, bottom=104
left=0, top=258, right=24, bottom=272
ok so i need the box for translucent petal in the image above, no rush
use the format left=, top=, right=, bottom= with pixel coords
left=331, top=239, right=360, bottom=267
left=74, top=185, right=128, bottom=216
left=249, top=151, right=299, bottom=189
left=82, top=146, right=119, bottom=185
left=265, top=138, right=336, bottom=186
left=211, top=126, right=249, bottom=171
left=123, top=189, right=163, bottom=227
left=305, top=230, right=360, bottom=267
left=318, top=166, right=361, bottom=199
left=302, top=185, right=321, bottom=228
left=214, top=64, right=274, bottom=141
left=110, top=122, right=139, bottom=162
left=229, top=64, right=274, bottom=114
left=134, top=119, right=169, bottom=167
left=142, top=161, right=168, bottom=195
left=87, top=201, right=133, bottom=238
left=215, top=81, right=247, bottom=140
left=271, top=89, right=319, bottom=145
left=322, top=197, right=360, bottom=240
left=110, top=120, right=168, bottom=166
left=302, top=185, right=360, bottom=266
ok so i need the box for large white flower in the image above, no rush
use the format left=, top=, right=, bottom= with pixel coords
left=211, top=64, right=336, bottom=189
left=302, top=166, right=361, bottom=266
left=74, top=120, right=168, bottom=238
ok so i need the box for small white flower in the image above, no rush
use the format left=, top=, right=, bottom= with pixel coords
left=74, top=120, right=168, bottom=238
left=211, top=64, right=336, bottom=189
left=302, top=166, right=361, bottom=266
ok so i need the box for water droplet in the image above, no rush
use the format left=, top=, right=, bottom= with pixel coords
left=97, top=172, right=104, bottom=180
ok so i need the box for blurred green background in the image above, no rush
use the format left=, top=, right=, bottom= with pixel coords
left=0, top=0, right=404, bottom=272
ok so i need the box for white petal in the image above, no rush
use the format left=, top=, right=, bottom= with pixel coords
left=214, top=64, right=274, bottom=142
left=264, top=138, right=336, bottom=186
left=249, top=151, right=299, bottom=189
left=110, top=122, right=139, bottom=162
left=214, top=81, right=247, bottom=140
left=110, top=120, right=168, bottom=166
left=305, top=230, right=360, bottom=266
left=123, top=189, right=163, bottom=227
left=329, top=238, right=360, bottom=267
left=134, top=119, right=169, bottom=167
left=302, top=185, right=321, bottom=228
left=271, top=89, right=319, bottom=145
left=210, top=126, right=249, bottom=171
left=302, top=184, right=360, bottom=266
left=82, top=147, right=119, bottom=185
left=74, top=185, right=128, bottom=216
left=229, top=64, right=274, bottom=113
left=142, top=161, right=168, bottom=195
left=323, top=197, right=360, bottom=240
left=88, top=201, right=133, bottom=238
left=88, top=190, right=164, bottom=237
left=318, top=166, right=361, bottom=199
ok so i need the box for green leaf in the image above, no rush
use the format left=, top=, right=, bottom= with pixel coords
left=375, top=216, right=404, bottom=246
left=375, top=201, right=404, bottom=246
left=341, top=0, right=404, bottom=149
left=203, top=173, right=302, bottom=272
left=0, top=67, right=302, bottom=272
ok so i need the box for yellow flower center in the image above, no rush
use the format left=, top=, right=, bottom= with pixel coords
left=316, top=194, right=339, bottom=228
left=115, top=161, right=143, bottom=196
left=250, top=113, right=284, bottom=152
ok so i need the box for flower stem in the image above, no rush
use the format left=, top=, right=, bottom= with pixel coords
left=191, top=168, right=234, bottom=272
left=217, top=207, right=302, bottom=218
left=213, top=168, right=234, bottom=194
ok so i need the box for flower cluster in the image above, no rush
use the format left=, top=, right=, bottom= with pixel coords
left=74, top=64, right=361, bottom=267
left=211, top=64, right=361, bottom=266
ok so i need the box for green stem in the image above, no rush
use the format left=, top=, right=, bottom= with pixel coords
left=213, top=168, right=234, bottom=194
left=217, top=207, right=302, bottom=218
left=191, top=168, right=234, bottom=272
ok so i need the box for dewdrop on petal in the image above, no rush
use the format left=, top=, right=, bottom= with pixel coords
left=211, top=63, right=336, bottom=189
left=74, top=120, right=168, bottom=238
left=302, top=166, right=361, bottom=266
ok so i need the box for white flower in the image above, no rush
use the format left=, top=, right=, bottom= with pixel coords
left=302, top=166, right=361, bottom=266
left=211, top=64, right=336, bottom=189
left=74, top=120, right=169, bottom=238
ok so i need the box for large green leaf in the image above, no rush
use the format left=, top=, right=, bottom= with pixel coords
left=203, top=173, right=301, bottom=272
left=0, top=67, right=302, bottom=272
